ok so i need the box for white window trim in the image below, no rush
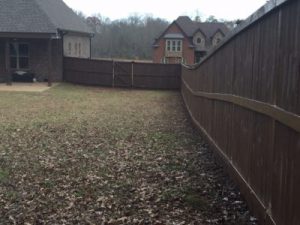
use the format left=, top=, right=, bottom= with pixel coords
left=166, top=39, right=182, bottom=52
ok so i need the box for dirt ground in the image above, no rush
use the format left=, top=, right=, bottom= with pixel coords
left=0, top=84, right=257, bottom=225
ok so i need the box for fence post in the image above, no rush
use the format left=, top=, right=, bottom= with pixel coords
left=5, top=39, right=12, bottom=85
left=131, top=61, right=134, bottom=88
left=112, top=60, right=115, bottom=88
left=47, top=39, right=53, bottom=87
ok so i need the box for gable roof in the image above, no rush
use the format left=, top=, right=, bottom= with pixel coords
left=176, top=16, right=229, bottom=38
left=0, top=0, right=91, bottom=35
left=153, top=16, right=229, bottom=46
left=210, top=28, right=226, bottom=38
left=153, top=21, right=190, bottom=46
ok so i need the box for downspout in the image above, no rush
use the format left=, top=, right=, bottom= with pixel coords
left=90, top=36, right=92, bottom=59
left=89, top=33, right=94, bottom=59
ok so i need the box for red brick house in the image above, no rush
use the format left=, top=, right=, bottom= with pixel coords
left=153, top=16, right=229, bottom=65
left=0, top=0, right=93, bottom=85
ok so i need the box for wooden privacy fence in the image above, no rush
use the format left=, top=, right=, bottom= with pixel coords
left=63, top=57, right=181, bottom=89
left=182, top=0, right=300, bottom=225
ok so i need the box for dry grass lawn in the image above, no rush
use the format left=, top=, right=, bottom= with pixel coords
left=0, top=84, right=254, bottom=225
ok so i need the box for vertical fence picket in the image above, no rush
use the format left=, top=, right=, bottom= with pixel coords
left=131, top=61, right=134, bottom=88
left=112, top=60, right=115, bottom=88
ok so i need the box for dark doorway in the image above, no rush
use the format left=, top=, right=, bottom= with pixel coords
left=195, top=51, right=206, bottom=64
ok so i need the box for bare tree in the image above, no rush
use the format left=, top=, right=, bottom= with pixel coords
left=86, top=15, right=168, bottom=60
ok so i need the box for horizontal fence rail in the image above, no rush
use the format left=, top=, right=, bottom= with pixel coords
left=181, top=0, right=300, bottom=225
left=63, top=57, right=181, bottom=90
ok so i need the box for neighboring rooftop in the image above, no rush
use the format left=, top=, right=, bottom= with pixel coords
left=0, top=0, right=91, bottom=34
left=175, top=16, right=229, bottom=38
left=153, top=16, right=230, bottom=46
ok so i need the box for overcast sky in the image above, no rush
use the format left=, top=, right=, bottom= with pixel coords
left=63, top=0, right=267, bottom=21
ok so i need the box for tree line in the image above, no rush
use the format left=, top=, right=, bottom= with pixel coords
left=86, top=14, right=169, bottom=60
left=76, top=12, right=240, bottom=60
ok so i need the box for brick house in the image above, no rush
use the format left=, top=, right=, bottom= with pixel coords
left=0, top=0, right=93, bottom=85
left=153, top=16, right=229, bottom=65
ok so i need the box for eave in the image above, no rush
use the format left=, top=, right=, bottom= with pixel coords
left=58, top=29, right=94, bottom=37
left=0, top=32, right=55, bottom=39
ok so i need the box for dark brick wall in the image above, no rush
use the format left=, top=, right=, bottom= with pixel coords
left=28, top=39, right=63, bottom=82
left=51, top=39, right=63, bottom=81
left=0, top=38, right=63, bottom=83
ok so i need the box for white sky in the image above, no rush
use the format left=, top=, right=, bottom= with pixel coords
left=63, top=0, right=267, bottom=21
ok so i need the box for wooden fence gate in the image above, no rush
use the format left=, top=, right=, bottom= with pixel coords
left=113, top=61, right=132, bottom=87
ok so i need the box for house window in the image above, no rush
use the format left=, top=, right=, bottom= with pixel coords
left=75, top=43, right=78, bottom=55
left=215, top=38, right=221, bottom=44
left=68, top=42, right=72, bottom=55
left=177, top=40, right=182, bottom=51
left=193, top=32, right=205, bottom=47
left=212, top=32, right=224, bottom=46
left=10, top=43, right=29, bottom=69
left=172, top=40, right=176, bottom=51
left=166, top=39, right=182, bottom=52
left=167, top=40, right=171, bottom=51
left=78, top=43, right=81, bottom=57
left=213, top=37, right=222, bottom=46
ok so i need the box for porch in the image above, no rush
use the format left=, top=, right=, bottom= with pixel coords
left=0, top=35, right=63, bottom=86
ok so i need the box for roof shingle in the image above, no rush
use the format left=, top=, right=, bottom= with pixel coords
left=175, top=16, right=229, bottom=38
left=0, top=0, right=91, bottom=34
left=153, top=16, right=229, bottom=47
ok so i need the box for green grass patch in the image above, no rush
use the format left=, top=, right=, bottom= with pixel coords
left=183, top=190, right=210, bottom=210
left=0, top=168, right=9, bottom=183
